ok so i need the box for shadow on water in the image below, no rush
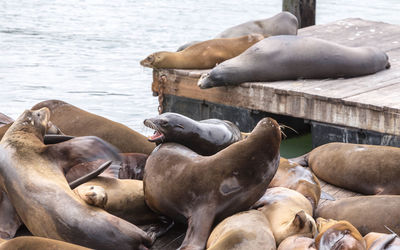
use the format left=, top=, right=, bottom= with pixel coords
left=280, top=133, right=312, bottom=158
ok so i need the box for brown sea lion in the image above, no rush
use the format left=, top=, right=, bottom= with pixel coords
left=299, top=142, right=400, bottom=195
left=277, top=235, right=316, bottom=250
left=31, top=100, right=155, bottom=155
left=364, top=232, right=400, bottom=249
left=0, top=236, right=91, bottom=250
left=251, top=187, right=317, bottom=245
left=0, top=113, right=13, bottom=127
left=198, top=35, right=390, bottom=89
left=315, top=218, right=366, bottom=250
left=316, top=195, right=400, bottom=235
left=269, top=158, right=321, bottom=211
left=0, top=108, right=152, bottom=249
left=140, top=34, right=264, bottom=69
left=206, top=210, right=276, bottom=250
left=144, top=117, right=281, bottom=250
left=144, top=112, right=242, bottom=156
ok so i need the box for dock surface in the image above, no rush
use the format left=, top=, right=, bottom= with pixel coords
left=152, top=18, right=400, bottom=136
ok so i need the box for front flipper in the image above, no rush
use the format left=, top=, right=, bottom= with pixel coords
left=68, top=161, right=112, bottom=189
left=45, top=136, right=121, bottom=174
left=0, top=190, right=22, bottom=239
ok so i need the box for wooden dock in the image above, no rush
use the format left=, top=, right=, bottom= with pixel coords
left=151, top=18, right=400, bottom=147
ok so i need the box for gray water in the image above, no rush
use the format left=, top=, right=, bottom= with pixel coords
left=1, top=0, right=400, bottom=135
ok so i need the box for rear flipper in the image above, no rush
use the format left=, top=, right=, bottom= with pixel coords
left=289, top=153, right=310, bottom=167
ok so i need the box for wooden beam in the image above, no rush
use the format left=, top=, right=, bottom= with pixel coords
left=282, top=0, right=316, bottom=28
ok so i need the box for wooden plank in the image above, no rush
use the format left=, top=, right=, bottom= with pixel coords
left=318, top=179, right=361, bottom=208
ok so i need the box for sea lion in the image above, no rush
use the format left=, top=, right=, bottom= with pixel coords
left=31, top=100, right=155, bottom=155
left=140, top=34, right=264, bottom=69
left=269, top=158, right=321, bottom=211
left=364, top=232, right=400, bottom=249
left=315, top=218, right=366, bottom=250
left=215, top=12, right=298, bottom=38
left=206, top=210, right=276, bottom=250
left=316, top=195, right=400, bottom=235
left=277, top=235, right=316, bottom=250
left=144, top=117, right=281, bottom=250
left=299, top=142, right=400, bottom=195
left=176, top=12, right=298, bottom=51
left=251, top=187, right=317, bottom=245
left=0, top=108, right=152, bottom=249
left=198, top=35, right=390, bottom=89
left=0, top=113, right=13, bottom=127
left=0, top=236, right=91, bottom=250
left=144, top=112, right=242, bottom=156
left=66, top=153, right=148, bottom=182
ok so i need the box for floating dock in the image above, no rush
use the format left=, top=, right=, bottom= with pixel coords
left=151, top=18, right=400, bottom=148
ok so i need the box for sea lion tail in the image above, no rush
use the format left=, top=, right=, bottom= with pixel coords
left=288, top=152, right=310, bottom=167
left=68, top=160, right=112, bottom=189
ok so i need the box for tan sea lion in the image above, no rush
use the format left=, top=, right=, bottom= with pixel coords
left=140, top=34, right=264, bottom=69
left=0, top=108, right=152, bottom=249
left=251, top=187, right=317, bottom=245
left=277, top=235, right=316, bottom=250
left=315, top=218, right=366, bottom=250
left=316, top=195, right=400, bottom=235
left=198, top=35, right=390, bottom=89
left=143, top=112, right=242, bottom=156
left=31, top=100, right=155, bottom=155
left=296, top=142, right=400, bottom=195
left=206, top=210, right=276, bottom=250
left=364, top=232, right=400, bottom=249
left=144, top=117, right=281, bottom=250
left=0, top=236, right=91, bottom=250
left=269, top=158, right=321, bottom=211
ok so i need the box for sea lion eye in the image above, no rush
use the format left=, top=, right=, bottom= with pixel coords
left=159, top=120, right=168, bottom=126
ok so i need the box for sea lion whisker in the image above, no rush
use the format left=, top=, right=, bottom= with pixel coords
left=279, top=124, right=299, bottom=135
left=384, top=225, right=399, bottom=237
left=161, top=233, right=185, bottom=249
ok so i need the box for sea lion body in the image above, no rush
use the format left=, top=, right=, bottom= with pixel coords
left=206, top=210, right=276, bottom=250
left=140, top=34, right=264, bottom=69
left=252, top=187, right=317, bottom=245
left=307, top=142, right=400, bottom=195
left=277, top=235, right=316, bottom=250
left=144, top=117, right=281, bottom=250
left=216, top=11, right=298, bottom=38
left=144, top=112, right=242, bottom=155
left=31, top=100, right=155, bottom=155
left=0, top=236, right=91, bottom=250
left=198, top=35, right=390, bottom=88
left=364, top=232, right=400, bottom=249
left=0, top=108, right=151, bottom=249
left=269, top=158, right=320, bottom=210
left=315, top=218, right=366, bottom=250
left=316, top=195, right=400, bottom=235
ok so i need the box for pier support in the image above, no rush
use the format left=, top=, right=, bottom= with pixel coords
left=282, top=0, right=316, bottom=28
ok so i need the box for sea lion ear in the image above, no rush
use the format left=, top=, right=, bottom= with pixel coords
left=293, top=210, right=307, bottom=228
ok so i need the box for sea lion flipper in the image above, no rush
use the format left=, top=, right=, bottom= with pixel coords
left=0, top=190, right=22, bottom=240
left=43, top=135, right=75, bottom=145
left=45, top=136, right=122, bottom=173
left=68, top=161, right=112, bottom=189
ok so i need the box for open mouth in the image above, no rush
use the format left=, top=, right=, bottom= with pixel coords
left=144, top=119, right=165, bottom=143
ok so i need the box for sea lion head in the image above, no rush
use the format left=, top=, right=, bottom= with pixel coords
left=275, top=210, right=317, bottom=244
left=144, top=112, right=189, bottom=144
left=140, top=52, right=165, bottom=68
left=6, top=108, right=50, bottom=141
left=316, top=218, right=366, bottom=250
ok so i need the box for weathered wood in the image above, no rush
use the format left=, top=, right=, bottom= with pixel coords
left=151, top=18, right=400, bottom=136
left=282, top=0, right=316, bottom=28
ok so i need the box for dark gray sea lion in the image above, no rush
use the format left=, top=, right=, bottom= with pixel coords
left=198, top=35, right=390, bottom=89
left=144, top=117, right=281, bottom=250
left=364, top=232, right=400, bottom=249
left=177, top=12, right=298, bottom=51
left=31, top=100, right=155, bottom=155
left=298, top=142, right=400, bottom=195
left=0, top=108, right=152, bottom=249
left=144, top=112, right=242, bottom=156
left=316, top=195, right=400, bottom=235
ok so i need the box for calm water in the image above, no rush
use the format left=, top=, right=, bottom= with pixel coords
left=1, top=0, right=399, bottom=140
